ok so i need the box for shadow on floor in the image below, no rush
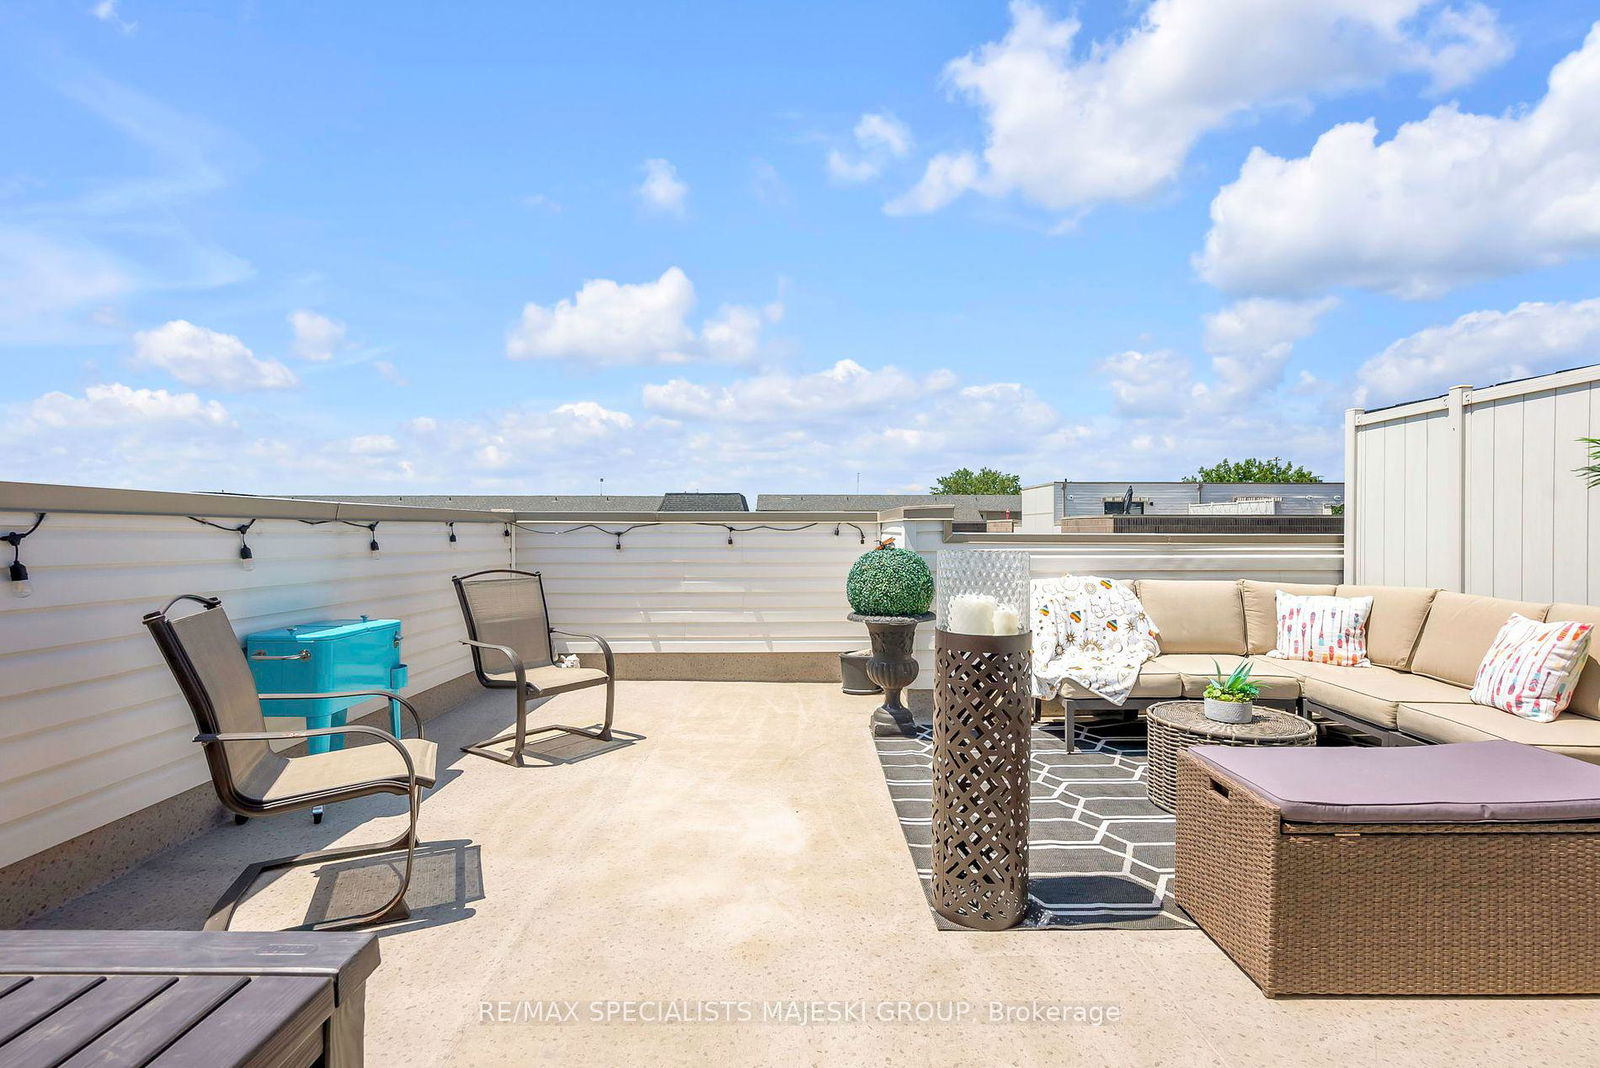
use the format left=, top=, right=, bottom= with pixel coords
left=1026, top=875, right=1180, bottom=927
left=471, top=726, right=647, bottom=767
left=299, top=839, right=484, bottom=936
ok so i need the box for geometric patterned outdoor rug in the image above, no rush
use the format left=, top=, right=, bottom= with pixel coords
left=875, top=716, right=1196, bottom=931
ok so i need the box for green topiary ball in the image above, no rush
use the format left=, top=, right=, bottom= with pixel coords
left=846, top=546, right=934, bottom=616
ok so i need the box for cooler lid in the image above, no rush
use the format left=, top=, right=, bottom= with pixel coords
left=247, top=617, right=402, bottom=643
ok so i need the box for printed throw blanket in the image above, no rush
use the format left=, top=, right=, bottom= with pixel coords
left=1030, top=575, right=1160, bottom=705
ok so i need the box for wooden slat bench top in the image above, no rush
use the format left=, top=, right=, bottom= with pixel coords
left=0, top=931, right=377, bottom=1068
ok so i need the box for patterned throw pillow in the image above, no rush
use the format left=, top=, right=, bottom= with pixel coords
left=1470, top=614, right=1594, bottom=722
left=1268, top=591, right=1373, bottom=667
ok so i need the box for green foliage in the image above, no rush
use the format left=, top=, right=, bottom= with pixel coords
left=1204, top=659, right=1262, bottom=703
left=846, top=546, right=934, bottom=616
left=1328, top=503, right=1345, bottom=517
left=1579, top=438, right=1600, bottom=489
left=930, top=466, right=1022, bottom=495
left=1182, top=458, right=1323, bottom=484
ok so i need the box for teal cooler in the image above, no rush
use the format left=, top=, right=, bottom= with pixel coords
left=245, top=617, right=408, bottom=754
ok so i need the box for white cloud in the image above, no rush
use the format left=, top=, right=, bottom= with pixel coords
left=288, top=310, right=347, bottom=362
left=1357, top=298, right=1600, bottom=405
left=132, top=320, right=298, bottom=390
left=1200, top=23, right=1600, bottom=298
left=636, top=158, right=688, bottom=217
left=22, top=383, right=231, bottom=429
left=506, top=267, right=774, bottom=365
left=90, top=0, right=136, bottom=33
left=1199, top=296, right=1339, bottom=403
left=644, top=359, right=948, bottom=423
left=827, top=112, right=913, bottom=184
left=372, top=360, right=408, bottom=386
left=1100, top=349, right=1196, bottom=416
left=890, top=0, right=1509, bottom=217
left=0, top=228, right=132, bottom=343
left=348, top=434, right=400, bottom=455
left=1105, top=297, right=1335, bottom=415
left=0, top=75, right=248, bottom=342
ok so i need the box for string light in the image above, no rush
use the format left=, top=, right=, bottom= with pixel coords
left=515, top=520, right=876, bottom=552
left=4, top=513, right=45, bottom=598
left=189, top=517, right=256, bottom=571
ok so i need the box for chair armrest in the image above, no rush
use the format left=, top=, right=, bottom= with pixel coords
left=549, top=629, right=615, bottom=677
left=194, top=725, right=418, bottom=792
left=259, top=690, right=424, bottom=739
left=460, top=639, right=527, bottom=690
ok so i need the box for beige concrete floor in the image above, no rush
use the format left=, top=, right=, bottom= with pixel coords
left=29, top=682, right=1600, bottom=1067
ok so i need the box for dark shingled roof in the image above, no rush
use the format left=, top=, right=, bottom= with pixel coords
left=756, top=493, right=1021, bottom=523
left=659, top=492, right=749, bottom=512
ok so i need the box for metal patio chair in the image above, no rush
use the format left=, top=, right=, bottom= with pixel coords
left=453, top=568, right=616, bottom=765
left=143, top=594, right=438, bottom=931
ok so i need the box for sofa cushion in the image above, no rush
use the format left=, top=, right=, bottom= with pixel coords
left=1397, top=702, right=1600, bottom=765
left=1269, top=660, right=1474, bottom=729
left=1135, top=580, right=1246, bottom=655
left=1469, top=614, right=1595, bottom=722
left=1335, top=584, right=1438, bottom=670
left=1408, top=592, right=1551, bottom=688
left=1269, top=590, right=1373, bottom=667
left=1549, top=603, right=1600, bottom=720
left=1054, top=653, right=1186, bottom=701
left=1184, top=740, right=1600, bottom=822
left=1239, top=580, right=1335, bottom=654
left=1168, top=654, right=1303, bottom=701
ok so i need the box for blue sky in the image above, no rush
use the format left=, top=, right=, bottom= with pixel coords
left=6, top=0, right=1600, bottom=494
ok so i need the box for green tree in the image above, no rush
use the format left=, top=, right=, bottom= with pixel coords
left=930, top=466, right=1022, bottom=495
left=1580, top=438, right=1600, bottom=488
left=1182, top=458, right=1322, bottom=483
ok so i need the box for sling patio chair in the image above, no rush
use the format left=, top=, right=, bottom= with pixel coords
left=143, top=594, right=438, bottom=931
left=453, top=568, right=616, bottom=765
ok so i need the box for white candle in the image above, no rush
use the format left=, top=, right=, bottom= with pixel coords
left=948, top=593, right=998, bottom=635
left=993, top=603, right=1021, bottom=635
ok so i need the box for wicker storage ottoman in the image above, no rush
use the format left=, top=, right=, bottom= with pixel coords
left=1174, top=741, right=1600, bottom=997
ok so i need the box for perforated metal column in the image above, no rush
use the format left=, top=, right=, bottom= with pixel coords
left=930, top=627, right=1032, bottom=930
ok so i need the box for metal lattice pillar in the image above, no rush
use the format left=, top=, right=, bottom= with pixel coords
left=930, top=627, right=1032, bottom=930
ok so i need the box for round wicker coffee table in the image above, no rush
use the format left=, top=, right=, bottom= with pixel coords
left=1144, top=700, right=1316, bottom=812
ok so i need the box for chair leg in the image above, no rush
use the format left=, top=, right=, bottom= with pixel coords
left=460, top=683, right=616, bottom=763
left=204, top=788, right=421, bottom=933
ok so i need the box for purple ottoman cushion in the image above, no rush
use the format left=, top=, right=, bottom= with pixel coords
left=1184, top=741, right=1600, bottom=823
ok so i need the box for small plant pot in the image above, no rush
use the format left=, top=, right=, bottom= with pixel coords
left=1203, top=697, right=1255, bottom=724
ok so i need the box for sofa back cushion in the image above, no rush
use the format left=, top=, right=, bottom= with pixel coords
left=1550, top=603, right=1600, bottom=720
left=1135, top=580, right=1246, bottom=654
left=1410, top=592, right=1552, bottom=687
left=1240, top=580, right=1336, bottom=654
left=1335, top=584, right=1439, bottom=670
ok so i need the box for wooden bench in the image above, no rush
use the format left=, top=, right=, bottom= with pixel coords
left=0, top=930, right=379, bottom=1066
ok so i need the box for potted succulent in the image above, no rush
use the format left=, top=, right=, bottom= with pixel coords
left=846, top=538, right=935, bottom=735
left=1203, top=660, right=1261, bottom=723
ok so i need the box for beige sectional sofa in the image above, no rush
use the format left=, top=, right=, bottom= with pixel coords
left=1043, top=579, right=1600, bottom=763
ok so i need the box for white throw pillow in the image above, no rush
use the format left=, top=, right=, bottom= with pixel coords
left=1470, top=614, right=1594, bottom=722
left=1268, top=591, right=1373, bottom=667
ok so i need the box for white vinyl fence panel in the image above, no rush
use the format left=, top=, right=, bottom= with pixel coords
left=1348, top=366, right=1600, bottom=603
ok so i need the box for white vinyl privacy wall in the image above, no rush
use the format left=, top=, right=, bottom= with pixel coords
left=1346, top=364, right=1600, bottom=602
left=0, top=492, right=509, bottom=870
left=0, top=484, right=1342, bottom=873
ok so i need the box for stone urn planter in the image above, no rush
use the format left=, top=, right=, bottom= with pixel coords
left=844, top=541, right=935, bottom=737
left=849, top=612, right=935, bottom=736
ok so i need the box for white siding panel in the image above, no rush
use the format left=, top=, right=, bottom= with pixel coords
left=517, top=523, right=867, bottom=653
left=0, top=511, right=507, bottom=869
